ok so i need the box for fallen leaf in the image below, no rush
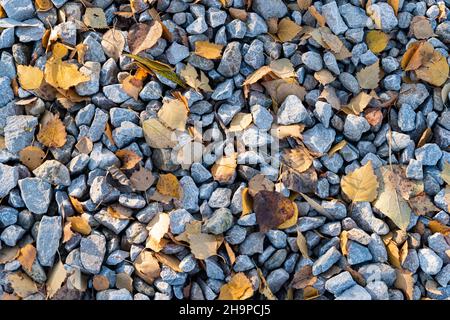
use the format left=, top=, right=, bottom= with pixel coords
left=248, top=174, right=275, bottom=197
left=356, top=61, right=380, bottom=89
left=121, top=73, right=144, bottom=101
left=303, top=286, right=320, bottom=300
left=8, top=272, right=38, bottom=298
left=69, top=196, right=84, bottom=214
left=296, top=229, right=309, bottom=259
left=290, top=265, right=317, bottom=289
left=107, top=205, right=134, bottom=220
left=180, top=64, right=213, bottom=92
left=257, top=267, right=277, bottom=300
left=134, top=250, right=161, bottom=284
left=156, top=173, right=181, bottom=199
left=320, top=85, right=341, bottom=110
left=92, top=275, right=110, bottom=291
left=441, top=161, right=450, bottom=185
left=341, top=161, right=379, bottom=202
left=308, top=6, right=326, bottom=27
left=269, top=59, right=296, bottom=79
left=229, top=8, right=248, bottom=21
left=385, top=239, right=401, bottom=268
left=218, top=273, right=254, bottom=300
left=62, top=222, right=75, bottom=243
left=158, top=99, right=189, bottom=131
left=278, top=202, right=298, bottom=229
left=75, top=136, right=93, bottom=154
left=343, top=92, right=373, bottom=115
left=115, top=149, right=142, bottom=170
left=44, top=59, right=89, bottom=90
left=314, top=69, right=335, bottom=85
left=340, top=230, right=349, bottom=255
left=388, top=0, right=400, bottom=15
left=366, top=30, right=389, bottom=54
left=211, top=153, right=237, bottom=184
left=37, top=114, right=67, bottom=148
left=410, top=16, right=435, bottom=40
left=17, top=65, right=44, bottom=90
left=428, top=220, right=450, bottom=236
left=68, top=216, right=91, bottom=235
left=194, top=41, right=224, bottom=59
left=146, top=213, right=170, bottom=252
left=395, top=269, right=414, bottom=300
left=282, top=166, right=318, bottom=195
left=19, top=146, right=46, bottom=171
left=276, top=18, right=302, bottom=42
left=271, top=124, right=305, bottom=139
left=364, top=107, right=384, bottom=127
left=262, top=78, right=306, bottom=104
left=130, top=166, right=155, bottom=191
left=46, top=259, right=67, bottom=298
left=115, top=273, right=133, bottom=291
left=1, top=293, right=20, bottom=300
left=83, top=7, right=108, bottom=29
left=282, top=147, right=313, bottom=174
left=67, top=267, right=87, bottom=292
left=105, top=122, right=115, bottom=146
left=35, top=0, right=53, bottom=11
left=415, top=48, right=449, bottom=87
left=241, top=188, right=253, bottom=216
left=408, top=193, right=439, bottom=216
left=401, top=41, right=428, bottom=71
left=229, top=113, right=253, bottom=132
left=299, top=193, right=334, bottom=220
left=0, top=246, right=20, bottom=264
left=142, top=118, right=177, bottom=149
left=242, top=66, right=273, bottom=86
left=254, top=191, right=296, bottom=232
left=18, top=244, right=36, bottom=273
left=328, top=140, right=347, bottom=156
left=189, top=233, right=222, bottom=260
left=154, top=252, right=182, bottom=273
left=223, top=241, right=236, bottom=266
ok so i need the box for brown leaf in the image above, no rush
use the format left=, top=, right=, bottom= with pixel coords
left=248, top=174, right=275, bottom=197
left=228, top=113, right=253, bottom=132
left=340, top=230, right=349, bottom=255
left=410, top=16, right=435, bottom=40
left=0, top=246, right=20, bottom=264
left=93, top=275, right=110, bottom=291
left=242, top=66, right=273, bottom=86
left=69, top=196, right=84, bottom=214
left=8, top=272, right=38, bottom=298
left=271, top=124, right=305, bottom=139
left=388, top=0, right=400, bottom=15
left=342, top=92, right=373, bottom=115
left=223, top=241, right=236, bottom=265
left=276, top=18, right=302, bottom=42
left=229, top=8, right=247, bottom=21
left=19, top=146, right=46, bottom=171
left=211, top=153, right=237, bottom=184
left=308, top=6, right=326, bottom=27
left=134, top=250, right=161, bottom=284
left=154, top=252, right=182, bottom=273
left=417, top=127, right=432, bottom=148
left=262, top=78, right=306, bottom=104
left=303, top=286, right=320, bottom=300
left=35, top=0, right=53, bottom=11
left=314, top=69, right=336, bottom=85
left=189, top=233, right=223, bottom=260
left=254, top=190, right=296, bottom=232
left=320, top=85, right=341, bottom=110
left=290, top=265, right=317, bottom=289
left=106, top=205, right=134, bottom=220
left=180, top=64, right=213, bottom=92
left=282, top=166, right=318, bottom=194
left=296, top=230, right=309, bottom=259
left=130, top=165, right=155, bottom=191
left=115, top=149, right=142, bottom=170
left=194, top=41, right=224, bottom=59
left=121, top=74, right=143, bottom=101
left=46, top=259, right=67, bottom=298
left=428, top=220, right=450, bottom=236
left=356, top=61, right=381, bottom=89
left=37, top=114, right=67, bottom=148
left=385, top=239, right=401, bottom=268
left=282, top=147, right=313, bottom=174
left=75, top=136, right=93, bottom=154
left=241, top=187, right=253, bottom=216
left=297, top=0, right=312, bottom=10
left=62, top=222, right=75, bottom=243
left=328, top=140, right=347, bottom=156
left=408, top=193, right=440, bottom=216
left=105, top=122, right=115, bottom=146
left=18, top=244, right=36, bottom=273
left=395, top=269, right=414, bottom=300
left=68, top=216, right=91, bottom=235
left=257, top=267, right=277, bottom=300
left=218, top=273, right=254, bottom=300
left=128, top=21, right=162, bottom=55
left=156, top=173, right=181, bottom=199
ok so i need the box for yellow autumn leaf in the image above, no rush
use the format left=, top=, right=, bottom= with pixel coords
left=341, top=161, right=379, bottom=202
left=46, top=259, right=67, bottom=299
left=356, top=61, right=380, bottom=89
left=388, top=0, right=400, bottom=15
left=366, top=30, right=389, bottom=54
left=35, top=0, right=53, bottom=11
left=7, top=272, right=38, bottom=298
left=276, top=18, right=302, bottom=42
left=44, top=59, right=90, bottom=90
left=428, top=220, right=450, bottom=236
left=180, top=64, right=213, bottom=92
left=241, top=188, right=253, bottom=216
left=36, top=114, right=67, bottom=148
left=314, top=69, right=336, bottom=85
left=342, top=92, right=373, bottom=115
left=68, top=216, right=91, bottom=235
left=188, top=233, right=222, bottom=260
left=328, top=140, right=347, bottom=156
left=269, top=58, right=296, bottom=79
left=242, top=65, right=272, bottom=86
left=415, top=49, right=449, bottom=87
left=194, top=41, right=224, bottom=59
left=282, top=147, right=313, bottom=173
left=158, top=99, right=188, bottom=131
left=17, top=65, right=44, bottom=90
left=156, top=173, right=181, bottom=199
left=229, top=113, right=253, bottom=132
left=17, top=244, right=36, bottom=272
left=211, top=153, right=237, bottom=184
left=218, top=273, right=254, bottom=300
left=83, top=7, right=108, bottom=29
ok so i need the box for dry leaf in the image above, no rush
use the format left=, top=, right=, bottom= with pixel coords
left=18, top=244, right=36, bottom=273
left=410, top=16, right=434, bottom=40
left=320, top=85, right=341, bottom=110
left=180, top=64, right=213, bottom=92
left=428, top=220, right=450, bottom=236
left=342, top=92, right=373, bottom=115
left=69, top=196, right=84, bottom=214
left=257, top=267, right=277, bottom=300
left=276, top=18, right=302, bottom=42
left=415, top=49, right=449, bottom=87
left=303, top=286, right=320, bottom=300
left=63, top=222, right=75, bottom=243
left=395, top=269, right=414, bottom=300
left=67, top=267, right=87, bottom=292
left=130, top=166, right=155, bottom=191
left=290, top=265, right=317, bottom=289
left=0, top=246, right=20, bottom=264
left=385, top=239, right=401, bottom=268
left=194, top=41, right=224, bottom=59
left=341, top=161, right=379, bottom=202
left=314, top=69, right=336, bottom=85
left=248, top=174, right=275, bottom=197
left=68, top=216, right=91, bottom=235
left=223, top=241, right=236, bottom=265
left=229, top=8, right=247, bottom=21
left=46, top=259, right=67, bottom=299
left=75, top=136, right=93, bottom=154
left=242, top=66, right=272, bottom=86
left=19, top=146, right=46, bottom=171
left=83, top=7, right=108, bottom=29
left=356, top=61, right=380, bottom=89
left=278, top=202, right=298, bottom=229
left=241, top=188, right=253, bottom=216
left=101, top=29, right=125, bottom=60
left=17, top=65, right=44, bottom=90
left=441, top=161, right=450, bottom=185
left=271, top=124, right=304, bottom=139
left=296, top=230, right=309, bottom=259
left=340, top=230, right=349, bottom=255
left=146, top=213, right=170, bottom=252
left=417, top=127, right=432, bottom=148
left=328, top=140, right=347, bottom=156
left=37, top=114, right=67, bottom=148
left=300, top=192, right=334, bottom=220
left=408, top=193, right=439, bottom=216
left=282, top=147, right=313, bottom=173
left=8, top=272, right=38, bottom=298
left=254, top=191, right=296, bottom=232
left=387, top=0, right=400, bottom=15
left=366, top=30, right=389, bottom=54
left=262, top=78, right=306, bottom=104
left=218, top=273, right=254, bottom=300
left=158, top=99, right=188, bottom=131
left=121, top=74, right=143, bottom=101
left=269, top=59, right=296, bottom=79
left=154, top=252, right=182, bottom=273
left=229, top=113, right=253, bottom=132
left=134, top=250, right=161, bottom=284
left=297, top=0, right=312, bottom=10
left=116, top=273, right=133, bottom=292
left=308, top=6, right=326, bottom=27
left=189, top=233, right=222, bottom=260
left=105, top=122, right=115, bottom=146
left=44, top=59, right=89, bottom=90
left=156, top=173, right=181, bottom=199
left=211, top=153, right=237, bottom=184
left=35, top=0, right=53, bottom=11
left=107, top=205, right=134, bottom=220
left=93, top=275, right=109, bottom=291
left=142, top=118, right=176, bottom=149
left=128, top=21, right=163, bottom=55
left=115, top=149, right=142, bottom=170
